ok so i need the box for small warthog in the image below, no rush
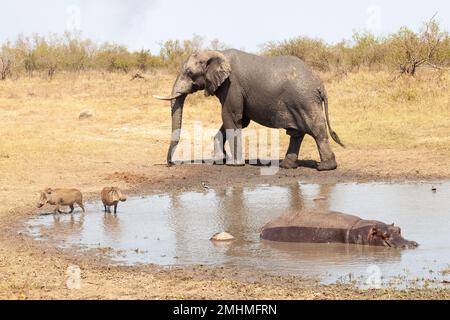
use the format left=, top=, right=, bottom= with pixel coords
left=37, top=188, right=85, bottom=214
left=101, top=187, right=127, bottom=214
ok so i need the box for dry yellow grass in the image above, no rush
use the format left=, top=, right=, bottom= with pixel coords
left=1, top=69, right=449, bottom=163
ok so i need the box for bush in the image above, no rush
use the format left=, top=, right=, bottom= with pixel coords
left=159, top=34, right=205, bottom=70
left=94, top=44, right=134, bottom=73
left=347, top=32, right=386, bottom=70
left=262, top=18, right=449, bottom=75
left=0, top=19, right=448, bottom=78
left=262, top=37, right=332, bottom=71
left=134, top=49, right=162, bottom=72
left=385, top=17, right=449, bottom=75
left=0, top=42, right=15, bottom=80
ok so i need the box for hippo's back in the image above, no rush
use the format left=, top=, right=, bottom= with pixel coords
left=260, top=210, right=362, bottom=243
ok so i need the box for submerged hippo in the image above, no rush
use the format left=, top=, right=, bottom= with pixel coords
left=101, top=187, right=127, bottom=214
left=260, top=211, right=418, bottom=249
left=37, top=188, right=85, bottom=214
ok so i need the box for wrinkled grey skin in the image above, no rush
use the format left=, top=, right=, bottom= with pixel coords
left=37, top=188, right=85, bottom=215
left=260, top=211, right=419, bottom=249
left=157, top=49, right=344, bottom=170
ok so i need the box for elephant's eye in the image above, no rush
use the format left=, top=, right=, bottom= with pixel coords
left=186, top=69, right=194, bottom=77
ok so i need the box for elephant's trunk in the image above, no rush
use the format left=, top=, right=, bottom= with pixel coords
left=167, top=78, right=187, bottom=166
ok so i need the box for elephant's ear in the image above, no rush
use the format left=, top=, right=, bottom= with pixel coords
left=205, top=52, right=231, bottom=97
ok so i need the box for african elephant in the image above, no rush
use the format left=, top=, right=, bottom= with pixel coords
left=155, top=49, right=344, bottom=170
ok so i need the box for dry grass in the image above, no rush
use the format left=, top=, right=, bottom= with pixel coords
left=0, top=69, right=449, bottom=211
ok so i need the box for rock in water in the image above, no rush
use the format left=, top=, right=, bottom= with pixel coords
left=210, top=232, right=235, bottom=242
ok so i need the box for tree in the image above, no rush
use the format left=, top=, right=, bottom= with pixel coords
left=33, top=34, right=64, bottom=80
left=0, top=43, right=14, bottom=80
left=387, top=16, right=449, bottom=75
left=159, top=34, right=205, bottom=69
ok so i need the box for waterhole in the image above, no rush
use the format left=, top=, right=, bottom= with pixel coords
left=25, top=181, right=450, bottom=288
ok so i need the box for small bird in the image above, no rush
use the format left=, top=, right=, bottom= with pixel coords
left=201, top=181, right=210, bottom=190
left=431, top=186, right=437, bottom=193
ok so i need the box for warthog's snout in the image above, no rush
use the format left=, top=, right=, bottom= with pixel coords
left=120, top=195, right=127, bottom=202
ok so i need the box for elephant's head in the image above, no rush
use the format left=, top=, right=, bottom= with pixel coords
left=154, top=51, right=231, bottom=165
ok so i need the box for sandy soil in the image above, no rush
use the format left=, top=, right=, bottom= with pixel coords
left=1, top=156, right=450, bottom=300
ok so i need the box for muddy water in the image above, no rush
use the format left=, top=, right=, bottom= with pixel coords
left=26, top=182, right=450, bottom=287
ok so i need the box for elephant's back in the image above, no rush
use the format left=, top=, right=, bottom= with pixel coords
left=224, top=49, right=321, bottom=89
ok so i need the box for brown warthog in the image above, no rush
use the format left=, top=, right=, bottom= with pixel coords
left=37, top=188, right=85, bottom=214
left=101, top=187, right=127, bottom=214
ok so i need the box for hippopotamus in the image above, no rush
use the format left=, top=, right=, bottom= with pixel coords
left=37, top=188, right=85, bottom=214
left=260, top=211, right=418, bottom=249
left=101, top=187, right=127, bottom=214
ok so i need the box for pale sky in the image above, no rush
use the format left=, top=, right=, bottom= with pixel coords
left=1, top=0, right=449, bottom=53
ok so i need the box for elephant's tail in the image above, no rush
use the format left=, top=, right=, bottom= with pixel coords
left=320, top=89, right=345, bottom=148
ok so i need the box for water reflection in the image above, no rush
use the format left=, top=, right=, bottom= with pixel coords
left=26, top=181, right=450, bottom=286
left=102, top=213, right=123, bottom=242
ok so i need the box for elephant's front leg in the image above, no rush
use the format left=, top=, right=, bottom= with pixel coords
left=213, top=125, right=227, bottom=165
left=280, top=130, right=305, bottom=169
left=221, top=105, right=245, bottom=167
left=226, top=128, right=244, bottom=166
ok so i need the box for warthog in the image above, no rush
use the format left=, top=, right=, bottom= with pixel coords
left=101, top=187, right=127, bottom=214
left=37, top=188, right=85, bottom=214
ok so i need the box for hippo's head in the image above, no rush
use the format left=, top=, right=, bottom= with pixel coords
left=368, top=224, right=418, bottom=249
left=37, top=188, right=52, bottom=208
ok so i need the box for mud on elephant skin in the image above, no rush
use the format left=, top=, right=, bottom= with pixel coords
left=260, top=210, right=418, bottom=249
left=155, top=49, right=344, bottom=170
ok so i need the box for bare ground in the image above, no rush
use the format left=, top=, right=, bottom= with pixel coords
left=1, top=151, right=450, bottom=300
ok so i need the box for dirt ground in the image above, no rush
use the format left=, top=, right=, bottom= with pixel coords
left=0, top=72, right=449, bottom=299
left=1, top=159, right=450, bottom=300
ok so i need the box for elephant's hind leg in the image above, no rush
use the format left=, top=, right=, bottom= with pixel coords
left=280, top=130, right=305, bottom=169
left=315, top=137, right=337, bottom=171
left=308, top=107, right=337, bottom=171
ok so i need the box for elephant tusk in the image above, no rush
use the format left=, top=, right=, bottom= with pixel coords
left=153, top=94, right=183, bottom=101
